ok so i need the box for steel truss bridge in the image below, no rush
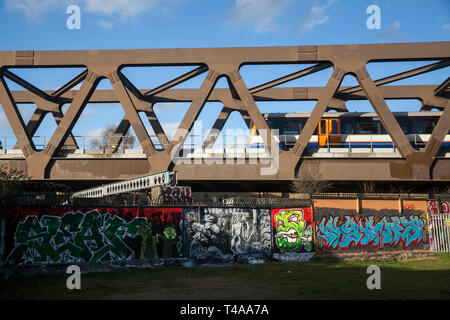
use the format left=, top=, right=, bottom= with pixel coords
left=0, top=42, right=449, bottom=190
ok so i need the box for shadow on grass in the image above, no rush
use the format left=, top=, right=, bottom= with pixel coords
left=1, top=255, right=449, bottom=300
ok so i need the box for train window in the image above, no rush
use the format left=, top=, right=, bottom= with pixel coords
left=357, top=119, right=377, bottom=134
left=320, top=120, right=326, bottom=134
left=345, top=122, right=353, bottom=134
left=331, top=120, right=338, bottom=134
left=409, top=117, right=438, bottom=134
left=284, top=128, right=299, bottom=134
left=396, top=117, right=409, bottom=134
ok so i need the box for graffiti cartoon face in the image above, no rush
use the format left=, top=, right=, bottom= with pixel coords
left=163, top=226, right=177, bottom=240
left=274, top=210, right=305, bottom=252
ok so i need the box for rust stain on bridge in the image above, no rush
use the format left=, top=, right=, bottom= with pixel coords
left=0, top=42, right=449, bottom=183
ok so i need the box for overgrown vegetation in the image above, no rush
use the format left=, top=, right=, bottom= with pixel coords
left=0, top=165, right=72, bottom=206
left=91, top=124, right=136, bottom=150
left=289, top=172, right=333, bottom=194
left=0, top=164, right=29, bottom=207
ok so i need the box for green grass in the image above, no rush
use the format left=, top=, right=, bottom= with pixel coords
left=1, top=253, right=450, bottom=300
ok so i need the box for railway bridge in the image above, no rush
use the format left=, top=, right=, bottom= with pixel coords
left=0, top=42, right=449, bottom=191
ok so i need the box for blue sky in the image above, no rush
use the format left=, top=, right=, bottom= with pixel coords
left=0, top=0, right=449, bottom=149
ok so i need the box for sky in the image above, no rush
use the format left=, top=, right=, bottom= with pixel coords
left=0, top=0, right=449, bottom=149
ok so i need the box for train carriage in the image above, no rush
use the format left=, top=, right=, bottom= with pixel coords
left=249, top=111, right=450, bottom=152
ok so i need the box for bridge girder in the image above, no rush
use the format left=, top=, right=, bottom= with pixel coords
left=0, top=42, right=448, bottom=182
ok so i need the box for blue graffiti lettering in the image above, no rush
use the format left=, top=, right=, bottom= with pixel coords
left=316, top=215, right=427, bottom=250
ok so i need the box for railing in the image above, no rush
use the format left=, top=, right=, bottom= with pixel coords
left=429, top=212, right=450, bottom=253
left=280, top=134, right=448, bottom=153
left=72, top=171, right=177, bottom=198
left=0, top=134, right=267, bottom=153
left=0, top=134, right=448, bottom=155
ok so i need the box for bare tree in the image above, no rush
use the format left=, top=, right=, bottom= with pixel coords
left=359, top=180, right=376, bottom=193
left=0, top=165, right=29, bottom=207
left=91, top=125, right=136, bottom=150
left=289, top=172, right=333, bottom=194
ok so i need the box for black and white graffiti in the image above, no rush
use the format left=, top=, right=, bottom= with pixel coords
left=183, top=208, right=271, bottom=262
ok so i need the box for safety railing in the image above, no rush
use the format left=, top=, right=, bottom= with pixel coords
left=0, top=134, right=448, bottom=155
left=279, top=134, right=449, bottom=153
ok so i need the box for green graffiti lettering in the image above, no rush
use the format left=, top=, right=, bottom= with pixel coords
left=7, top=211, right=142, bottom=265
left=274, top=210, right=306, bottom=252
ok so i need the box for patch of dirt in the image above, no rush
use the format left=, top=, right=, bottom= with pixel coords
left=103, top=277, right=272, bottom=300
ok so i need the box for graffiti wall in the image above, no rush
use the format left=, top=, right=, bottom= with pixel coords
left=427, top=200, right=450, bottom=253
left=1, top=207, right=183, bottom=266
left=183, top=207, right=271, bottom=262
left=313, top=199, right=430, bottom=254
left=428, top=200, right=450, bottom=215
left=272, top=208, right=314, bottom=254
left=1, top=199, right=436, bottom=265
left=160, top=186, right=192, bottom=204
left=138, top=208, right=183, bottom=259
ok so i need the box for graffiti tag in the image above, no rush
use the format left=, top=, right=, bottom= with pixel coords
left=316, top=215, right=427, bottom=250
left=160, top=186, right=192, bottom=204
left=7, top=210, right=143, bottom=265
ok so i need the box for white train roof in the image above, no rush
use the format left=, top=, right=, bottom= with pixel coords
left=263, top=111, right=443, bottom=118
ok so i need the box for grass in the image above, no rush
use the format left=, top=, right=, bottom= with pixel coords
left=1, top=253, right=449, bottom=300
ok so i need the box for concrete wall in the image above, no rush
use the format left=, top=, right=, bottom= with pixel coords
left=1, top=207, right=183, bottom=265
left=0, top=199, right=442, bottom=266
left=313, top=198, right=430, bottom=256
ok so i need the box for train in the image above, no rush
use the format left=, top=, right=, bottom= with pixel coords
left=249, top=111, right=450, bottom=151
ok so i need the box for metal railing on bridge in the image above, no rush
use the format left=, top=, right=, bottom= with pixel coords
left=0, top=134, right=448, bottom=156
left=71, top=171, right=177, bottom=199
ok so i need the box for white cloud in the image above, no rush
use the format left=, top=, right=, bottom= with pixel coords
left=299, top=0, right=335, bottom=35
left=4, top=0, right=181, bottom=23
left=85, top=127, right=104, bottom=138
left=153, top=102, right=183, bottom=113
left=376, top=20, right=404, bottom=41
left=82, top=108, right=97, bottom=117
left=0, top=114, right=12, bottom=132
left=82, top=0, right=161, bottom=19
left=162, top=122, right=180, bottom=139
left=98, top=19, right=114, bottom=30
left=4, top=0, right=62, bottom=21
left=227, top=0, right=291, bottom=33
left=443, top=23, right=450, bottom=31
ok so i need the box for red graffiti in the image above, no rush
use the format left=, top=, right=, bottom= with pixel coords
left=428, top=201, right=439, bottom=215
left=160, top=186, right=192, bottom=204
left=1, top=207, right=182, bottom=226
left=140, top=208, right=183, bottom=226
left=271, top=208, right=313, bottom=228
left=428, top=200, right=450, bottom=215
left=442, top=201, right=449, bottom=214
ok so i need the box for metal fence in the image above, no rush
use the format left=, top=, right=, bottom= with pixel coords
left=429, top=212, right=450, bottom=253
left=8, top=191, right=449, bottom=207
left=68, top=195, right=312, bottom=208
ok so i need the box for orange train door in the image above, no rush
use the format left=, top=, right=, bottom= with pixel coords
left=318, top=118, right=341, bottom=147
